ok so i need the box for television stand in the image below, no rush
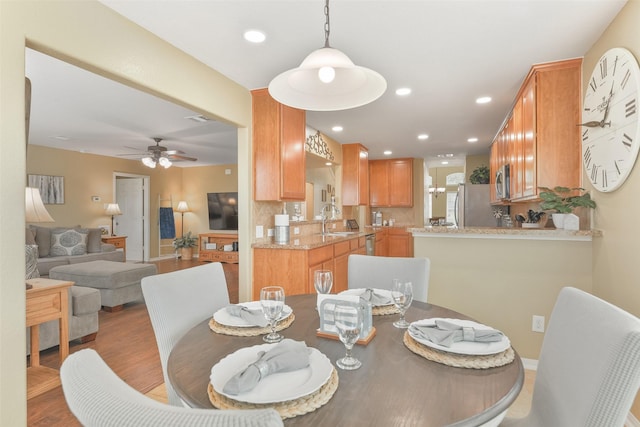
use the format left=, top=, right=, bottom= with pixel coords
left=198, top=233, right=238, bottom=264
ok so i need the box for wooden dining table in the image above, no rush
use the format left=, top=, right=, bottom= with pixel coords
left=167, top=294, right=524, bottom=426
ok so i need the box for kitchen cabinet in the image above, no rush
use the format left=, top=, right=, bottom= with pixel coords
left=490, top=59, right=581, bottom=203
left=342, top=143, right=369, bottom=206
left=387, top=228, right=414, bottom=257
left=369, top=158, right=413, bottom=207
left=374, top=228, right=388, bottom=256
left=252, top=88, right=306, bottom=201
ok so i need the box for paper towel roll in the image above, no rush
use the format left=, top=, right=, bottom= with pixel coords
left=275, top=214, right=289, bottom=226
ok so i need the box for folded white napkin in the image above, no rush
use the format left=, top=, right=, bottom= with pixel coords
left=409, top=319, right=504, bottom=348
left=225, top=304, right=268, bottom=327
left=223, top=339, right=311, bottom=395
left=359, top=288, right=392, bottom=305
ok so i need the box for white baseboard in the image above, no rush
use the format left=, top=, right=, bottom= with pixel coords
left=627, top=413, right=640, bottom=427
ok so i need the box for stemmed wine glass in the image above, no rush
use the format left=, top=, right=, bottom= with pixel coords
left=391, top=280, right=413, bottom=328
left=314, top=270, right=333, bottom=294
left=333, top=303, right=363, bottom=370
left=260, top=286, right=285, bottom=343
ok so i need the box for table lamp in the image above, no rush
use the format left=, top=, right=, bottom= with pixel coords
left=25, top=187, right=54, bottom=289
left=176, top=201, right=189, bottom=237
left=105, top=203, right=122, bottom=236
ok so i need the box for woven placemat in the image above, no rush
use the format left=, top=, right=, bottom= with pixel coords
left=372, top=304, right=400, bottom=316
left=207, top=367, right=339, bottom=419
left=209, top=314, right=295, bottom=337
left=403, top=331, right=515, bottom=369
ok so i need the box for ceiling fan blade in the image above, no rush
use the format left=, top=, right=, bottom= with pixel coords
left=164, top=149, right=185, bottom=155
left=116, top=153, right=147, bottom=157
left=170, top=154, right=198, bottom=161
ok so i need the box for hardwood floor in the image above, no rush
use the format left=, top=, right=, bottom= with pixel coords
left=27, top=258, right=237, bottom=426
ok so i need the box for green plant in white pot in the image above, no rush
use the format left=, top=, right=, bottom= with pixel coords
left=538, top=186, right=596, bottom=229
left=173, top=231, right=198, bottom=260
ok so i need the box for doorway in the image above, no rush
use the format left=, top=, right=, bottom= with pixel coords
left=114, top=173, right=150, bottom=262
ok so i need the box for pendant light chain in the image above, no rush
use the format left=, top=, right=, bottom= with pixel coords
left=324, top=0, right=331, bottom=48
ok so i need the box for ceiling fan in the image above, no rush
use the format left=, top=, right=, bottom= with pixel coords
left=118, top=137, right=197, bottom=168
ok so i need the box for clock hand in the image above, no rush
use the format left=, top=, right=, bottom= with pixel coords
left=601, top=81, right=614, bottom=127
left=577, top=121, right=604, bottom=128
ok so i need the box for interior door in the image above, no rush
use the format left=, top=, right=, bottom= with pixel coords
left=116, top=177, right=144, bottom=261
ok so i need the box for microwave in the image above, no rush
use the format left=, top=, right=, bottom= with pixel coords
left=495, top=164, right=510, bottom=200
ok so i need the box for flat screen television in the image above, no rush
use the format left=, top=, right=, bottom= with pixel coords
left=207, top=192, right=239, bottom=231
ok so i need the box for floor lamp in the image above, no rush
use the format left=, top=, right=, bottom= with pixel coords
left=176, top=201, right=189, bottom=236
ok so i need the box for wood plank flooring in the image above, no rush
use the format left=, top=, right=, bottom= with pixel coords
left=27, top=258, right=237, bottom=426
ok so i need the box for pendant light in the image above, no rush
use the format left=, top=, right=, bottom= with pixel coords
left=268, top=0, right=386, bottom=111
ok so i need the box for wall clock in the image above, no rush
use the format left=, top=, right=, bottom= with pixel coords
left=581, top=47, right=640, bottom=192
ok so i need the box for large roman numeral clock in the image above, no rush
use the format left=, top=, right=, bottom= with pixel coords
left=581, top=47, right=640, bottom=192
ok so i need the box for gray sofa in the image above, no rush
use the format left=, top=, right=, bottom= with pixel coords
left=26, top=226, right=125, bottom=354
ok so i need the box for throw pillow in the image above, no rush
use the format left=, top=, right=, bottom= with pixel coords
left=85, top=228, right=103, bottom=253
left=25, top=245, right=40, bottom=279
left=50, top=229, right=88, bottom=256
left=25, top=227, right=36, bottom=246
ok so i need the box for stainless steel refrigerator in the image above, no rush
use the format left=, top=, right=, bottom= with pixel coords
left=454, top=183, right=495, bottom=227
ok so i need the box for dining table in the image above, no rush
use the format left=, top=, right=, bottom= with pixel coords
left=167, top=294, right=524, bottom=426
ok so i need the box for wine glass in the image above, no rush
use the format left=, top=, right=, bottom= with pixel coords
left=333, top=303, right=363, bottom=370
left=391, top=280, right=413, bottom=328
left=260, top=286, right=285, bottom=343
left=314, top=270, right=333, bottom=294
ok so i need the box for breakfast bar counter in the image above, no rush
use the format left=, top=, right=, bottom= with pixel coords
left=410, top=226, right=601, bottom=241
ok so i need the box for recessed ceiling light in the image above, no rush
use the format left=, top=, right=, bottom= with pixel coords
left=332, top=125, right=343, bottom=132
left=436, top=153, right=454, bottom=158
left=49, top=135, right=70, bottom=141
left=383, top=150, right=393, bottom=156
left=441, top=161, right=449, bottom=165
left=476, top=96, right=492, bottom=104
left=467, top=137, right=478, bottom=143
left=185, top=114, right=210, bottom=123
left=325, top=162, right=332, bottom=166
left=417, top=134, right=429, bottom=140
left=395, top=88, right=411, bottom=96
left=244, top=29, right=266, bottom=43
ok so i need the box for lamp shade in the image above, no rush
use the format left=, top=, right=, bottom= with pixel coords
left=176, top=201, right=189, bottom=213
left=105, top=203, right=122, bottom=216
left=268, top=47, right=387, bottom=111
left=25, top=187, right=54, bottom=223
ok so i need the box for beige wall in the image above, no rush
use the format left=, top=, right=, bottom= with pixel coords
left=464, top=154, right=490, bottom=183
left=0, top=1, right=252, bottom=424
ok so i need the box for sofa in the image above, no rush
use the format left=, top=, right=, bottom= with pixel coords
left=25, top=226, right=124, bottom=354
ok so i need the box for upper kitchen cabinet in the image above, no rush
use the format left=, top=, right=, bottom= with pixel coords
left=252, top=88, right=306, bottom=201
left=491, top=59, right=581, bottom=203
left=342, top=143, right=369, bottom=206
left=369, top=158, right=414, bottom=207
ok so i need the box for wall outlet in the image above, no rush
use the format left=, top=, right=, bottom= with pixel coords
left=532, top=315, right=545, bottom=333
left=267, top=228, right=274, bottom=237
left=293, top=227, right=300, bottom=235
left=256, top=225, right=264, bottom=239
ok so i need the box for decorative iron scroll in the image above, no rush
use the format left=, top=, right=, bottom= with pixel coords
left=305, top=131, right=335, bottom=161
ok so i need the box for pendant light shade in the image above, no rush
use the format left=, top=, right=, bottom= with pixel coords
left=268, top=0, right=386, bottom=111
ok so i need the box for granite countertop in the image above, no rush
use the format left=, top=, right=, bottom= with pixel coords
left=252, top=230, right=372, bottom=250
left=409, top=226, right=602, bottom=241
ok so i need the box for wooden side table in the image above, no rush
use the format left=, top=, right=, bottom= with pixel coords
left=26, top=278, right=73, bottom=399
left=101, top=235, right=127, bottom=259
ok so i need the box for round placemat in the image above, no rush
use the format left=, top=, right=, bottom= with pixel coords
left=403, top=331, right=515, bottom=369
left=207, top=367, right=339, bottom=419
left=372, top=305, right=400, bottom=316
left=209, top=314, right=295, bottom=337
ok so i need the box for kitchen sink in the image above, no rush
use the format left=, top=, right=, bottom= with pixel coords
left=325, top=231, right=358, bottom=236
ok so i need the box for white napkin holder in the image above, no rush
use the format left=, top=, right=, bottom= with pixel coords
left=317, top=295, right=373, bottom=340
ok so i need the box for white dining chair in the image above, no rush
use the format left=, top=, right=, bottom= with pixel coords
left=347, top=254, right=430, bottom=302
left=141, top=262, right=230, bottom=406
left=500, top=287, right=640, bottom=427
left=60, top=348, right=283, bottom=427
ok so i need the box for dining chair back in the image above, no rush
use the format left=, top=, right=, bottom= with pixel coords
left=141, top=262, right=230, bottom=406
left=500, top=287, right=640, bottom=427
left=60, top=348, right=284, bottom=427
left=347, top=254, right=430, bottom=302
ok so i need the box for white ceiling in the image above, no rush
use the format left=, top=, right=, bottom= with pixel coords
left=26, top=1, right=627, bottom=168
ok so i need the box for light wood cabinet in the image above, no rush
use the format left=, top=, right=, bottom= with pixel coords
left=387, top=228, right=414, bottom=257
left=342, top=143, right=369, bottom=206
left=374, top=228, right=388, bottom=256
left=199, top=233, right=238, bottom=263
left=369, top=158, right=414, bottom=207
left=252, top=88, right=306, bottom=201
left=490, top=58, right=581, bottom=203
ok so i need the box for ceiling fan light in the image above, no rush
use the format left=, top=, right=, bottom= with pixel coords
left=158, top=157, right=172, bottom=168
left=142, top=156, right=156, bottom=168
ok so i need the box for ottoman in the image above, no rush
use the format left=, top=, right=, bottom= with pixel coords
left=49, top=260, right=158, bottom=312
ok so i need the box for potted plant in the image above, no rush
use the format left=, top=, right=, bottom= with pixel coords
left=469, top=165, right=490, bottom=184
left=538, top=186, right=596, bottom=229
left=173, top=231, right=198, bottom=260
left=515, top=210, right=546, bottom=228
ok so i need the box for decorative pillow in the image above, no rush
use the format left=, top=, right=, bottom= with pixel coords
left=25, top=245, right=40, bottom=279
left=29, top=225, right=51, bottom=257
left=85, top=228, right=103, bottom=253
left=25, top=228, right=36, bottom=246
left=50, top=229, right=88, bottom=256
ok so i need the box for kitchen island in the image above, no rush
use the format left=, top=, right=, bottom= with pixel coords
left=410, top=226, right=600, bottom=360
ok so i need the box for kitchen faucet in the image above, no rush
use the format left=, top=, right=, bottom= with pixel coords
left=321, top=198, right=341, bottom=235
